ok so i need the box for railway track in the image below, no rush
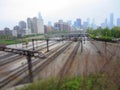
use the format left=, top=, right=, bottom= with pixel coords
left=0, top=41, right=52, bottom=61
left=0, top=41, right=57, bottom=67
left=0, top=53, right=14, bottom=60
left=0, top=41, right=45, bottom=60
left=91, top=40, right=120, bottom=59
left=57, top=41, right=80, bottom=87
left=0, top=41, right=72, bottom=90
left=33, top=42, right=73, bottom=76
left=90, top=40, right=120, bottom=72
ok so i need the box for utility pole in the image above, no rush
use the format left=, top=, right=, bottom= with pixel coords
left=27, top=52, right=33, bottom=82
left=46, top=38, right=49, bottom=52
left=32, top=39, right=35, bottom=51
left=36, top=40, right=38, bottom=49
left=84, top=37, right=85, bottom=44
left=81, top=38, right=83, bottom=52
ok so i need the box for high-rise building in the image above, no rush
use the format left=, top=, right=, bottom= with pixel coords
left=109, top=13, right=114, bottom=29
left=32, top=17, right=38, bottom=33
left=12, top=25, right=25, bottom=37
left=101, top=18, right=108, bottom=28
left=19, top=21, right=26, bottom=30
left=27, top=18, right=33, bottom=34
left=37, top=13, right=44, bottom=33
left=44, top=25, right=54, bottom=33
left=73, top=21, right=77, bottom=28
left=31, top=17, right=44, bottom=34
left=13, top=25, right=20, bottom=30
left=26, top=13, right=44, bottom=34
left=48, top=21, right=52, bottom=26
left=83, top=21, right=89, bottom=30
left=76, top=18, right=81, bottom=28
left=105, top=18, right=108, bottom=27
left=38, top=12, right=42, bottom=20
left=67, top=20, right=72, bottom=26
left=117, top=18, right=120, bottom=27
left=91, top=19, right=97, bottom=29
left=4, top=27, right=12, bottom=35
left=73, top=18, right=82, bottom=29
left=54, top=20, right=71, bottom=31
left=87, top=18, right=90, bottom=27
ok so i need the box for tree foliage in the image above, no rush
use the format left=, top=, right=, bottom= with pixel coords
left=87, top=27, right=120, bottom=39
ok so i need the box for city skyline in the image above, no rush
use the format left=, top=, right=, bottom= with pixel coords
left=0, top=0, right=120, bottom=29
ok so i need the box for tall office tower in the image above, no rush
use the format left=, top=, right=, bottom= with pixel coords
left=48, top=21, right=52, bottom=26
left=83, top=21, right=89, bottom=30
left=105, top=18, right=108, bottom=27
left=54, top=20, right=71, bottom=31
left=101, top=18, right=108, bottom=28
left=87, top=18, right=90, bottom=27
left=27, top=18, right=33, bottom=34
left=32, top=17, right=38, bottom=33
left=67, top=20, right=72, bottom=26
left=76, top=18, right=82, bottom=28
left=4, top=27, right=12, bottom=35
left=26, top=13, right=44, bottom=34
left=73, top=21, right=77, bottom=28
left=91, top=19, right=97, bottom=29
left=37, top=12, right=44, bottom=33
left=19, top=21, right=26, bottom=30
left=38, top=12, right=42, bottom=20
left=13, top=25, right=25, bottom=37
left=117, top=18, right=120, bottom=27
left=109, top=13, right=114, bottom=29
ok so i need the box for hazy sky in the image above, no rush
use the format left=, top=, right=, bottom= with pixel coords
left=0, top=0, right=120, bottom=29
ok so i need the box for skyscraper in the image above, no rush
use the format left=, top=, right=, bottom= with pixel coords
left=101, top=18, right=108, bottom=28
left=19, top=21, right=26, bottom=30
left=26, top=12, right=44, bottom=34
left=83, top=21, right=89, bottom=30
left=48, top=21, right=52, bottom=26
left=67, top=20, right=72, bottom=26
left=76, top=18, right=81, bottom=28
left=87, top=18, right=90, bottom=27
left=38, top=12, right=44, bottom=33
left=117, top=18, right=120, bottom=27
left=38, top=12, right=42, bottom=20
left=32, top=17, right=38, bottom=33
left=27, top=18, right=33, bottom=34
left=73, top=18, right=81, bottom=29
left=54, top=20, right=71, bottom=31
left=91, top=19, right=97, bottom=29
left=109, top=13, right=114, bottom=29
left=31, top=17, right=44, bottom=34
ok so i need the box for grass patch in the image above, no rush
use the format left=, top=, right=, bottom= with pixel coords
left=16, top=74, right=118, bottom=90
left=0, top=39, right=21, bottom=45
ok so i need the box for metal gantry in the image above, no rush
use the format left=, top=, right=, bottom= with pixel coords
left=31, top=38, right=49, bottom=52
left=0, top=46, right=45, bottom=82
left=0, top=35, right=84, bottom=83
